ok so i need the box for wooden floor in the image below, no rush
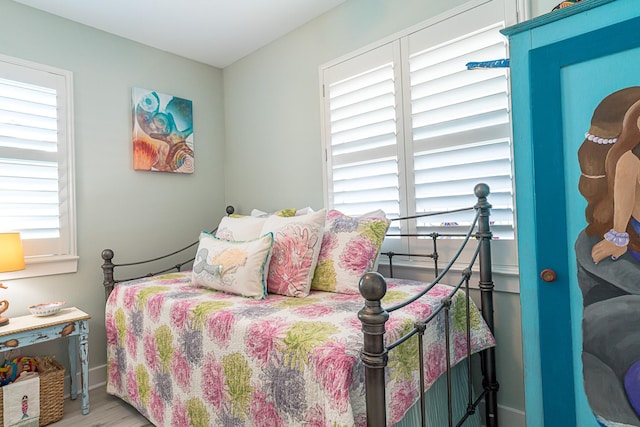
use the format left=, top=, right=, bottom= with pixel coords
left=49, top=387, right=153, bottom=427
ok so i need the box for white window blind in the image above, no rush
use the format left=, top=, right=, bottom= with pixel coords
left=324, top=43, right=403, bottom=219
left=321, top=0, right=518, bottom=268
left=0, top=54, right=77, bottom=275
left=408, top=23, right=514, bottom=239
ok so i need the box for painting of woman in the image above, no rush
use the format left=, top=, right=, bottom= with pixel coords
left=576, top=86, right=640, bottom=426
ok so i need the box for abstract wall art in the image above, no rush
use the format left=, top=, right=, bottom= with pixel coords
left=132, top=87, right=194, bottom=173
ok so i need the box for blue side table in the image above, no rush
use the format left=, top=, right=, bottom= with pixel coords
left=0, top=307, right=91, bottom=415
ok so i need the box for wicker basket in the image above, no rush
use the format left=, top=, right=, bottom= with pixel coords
left=0, top=357, right=65, bottom=426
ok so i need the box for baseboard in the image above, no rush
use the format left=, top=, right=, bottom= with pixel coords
left=70, top=364, right=527, bottom=427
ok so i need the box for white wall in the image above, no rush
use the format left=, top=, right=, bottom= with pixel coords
left=0, top=0, right=226, bottom=371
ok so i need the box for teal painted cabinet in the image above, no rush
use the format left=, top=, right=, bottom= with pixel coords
left=503, top=1, right=640, bottom=425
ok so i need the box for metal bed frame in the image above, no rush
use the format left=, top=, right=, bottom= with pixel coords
left=358, top=183, right=499, bottom=426
left=100, top=184, right=498, bottom=426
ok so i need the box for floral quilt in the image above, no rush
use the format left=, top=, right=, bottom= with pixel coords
left=105, top=272, right=495, bottom=427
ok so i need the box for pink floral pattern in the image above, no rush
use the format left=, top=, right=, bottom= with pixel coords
left=250, top=390, right=284, bottom=427
left=309, top=340, right=356, bottom=412
left=261, top=209, right=326, bottom=298
left=143, top=332, right=158, bottom=371
left=293, top=303, right=334, bottom=318
left=171, top=399, right=189, bottom=427
left=268, top=224, right=320, bottom=297
left=305, top=405, right=327, bottom=427
left=171, top=300, right=195, bottom=329
left=202, top=354, right=225, bottom=410
left=146, top=293, right=164, bottom=321
left=126, top=330, right=138, bottom=358
left=389, top=380, right=417, bottom=424
left=206, top=310, right=236, bottom=345
left=339, top=235, right=378, bottom=273
left=106, top=271, right=495, bottom=426
left=311, top=210, right=390, bottom=294
left=149, top=390, right=165, bottom=424
left=172, top=352, right=191, bottom=391
left=245, top=318, right=288, bottom=367
left=105, top=313, right=117, bottom=346
left=318, top=232, right=338, bottom=260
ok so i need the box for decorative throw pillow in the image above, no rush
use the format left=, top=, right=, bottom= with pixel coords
left=215, top=216, right=267, bottom=241
left=260, top=209, right=326, bottom=297
left=191, top=231, right=274, bottom=299
left=311, top=210, right=390, bottom=294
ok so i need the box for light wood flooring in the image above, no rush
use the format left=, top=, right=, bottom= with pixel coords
left=49, top=387, right=153, bottom=427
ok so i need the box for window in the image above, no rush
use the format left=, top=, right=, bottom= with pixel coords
left=321, top=0, right=519, bottom=270
left=0, top=54, right=77, bottom=278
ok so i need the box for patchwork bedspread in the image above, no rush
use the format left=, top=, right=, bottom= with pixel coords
left=105, top=272, right=495, bottom=427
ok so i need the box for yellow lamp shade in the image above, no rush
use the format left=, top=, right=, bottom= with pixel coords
left=0, top=232, right=25, bottom=273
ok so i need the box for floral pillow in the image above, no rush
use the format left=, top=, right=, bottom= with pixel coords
left=311, top=210, right=390, bottom=294
left=260, top=209, right=326, bottom=297
left=191, top=231, right=274, bottom=299
left=215, top=215, right=267, bottom=241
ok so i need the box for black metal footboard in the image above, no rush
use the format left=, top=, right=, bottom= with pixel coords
left=358, top=183, right=499, bottom=427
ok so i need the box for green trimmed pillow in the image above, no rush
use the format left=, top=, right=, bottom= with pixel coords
left=191, top=231, right=274, bottom=299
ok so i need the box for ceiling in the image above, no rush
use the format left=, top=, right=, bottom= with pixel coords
left=13, top=0, right=347, bottom=68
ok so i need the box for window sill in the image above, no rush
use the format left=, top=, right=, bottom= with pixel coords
left=1, top=255, right=79, bottom=280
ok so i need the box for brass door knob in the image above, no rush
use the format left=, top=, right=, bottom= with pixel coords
left=540, top=269, right=557, bottom=282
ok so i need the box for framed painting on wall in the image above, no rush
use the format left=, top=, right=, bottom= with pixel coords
left=132, top=87, right=194, bottom=173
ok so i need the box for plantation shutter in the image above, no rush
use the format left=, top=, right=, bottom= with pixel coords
left=321, top=0, right=519, bottom=267
left=0, top=56, right=75, bottom=260
left=322, top=43, right=404, bottom=220
left=407, top=22, right=514, bottom=239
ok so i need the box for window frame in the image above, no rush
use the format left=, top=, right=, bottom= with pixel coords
left=319, top=0, right=523, bottom=275
left=0, top=53, right=78, bottom=279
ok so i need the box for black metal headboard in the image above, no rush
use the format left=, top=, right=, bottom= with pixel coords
left=100, top=205, right=234, bottom=299
left=380, top=205, right=476, bottom=278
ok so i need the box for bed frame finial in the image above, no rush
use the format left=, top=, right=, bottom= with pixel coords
left=358, top=271, right=390, bottom=426
left=101, top=249, right=115, bottom=299
left=359, top=271, right=387, bottom=301
left=475, top=183, right=499, bottom=427
left=474, top=182, right=490, bottom=200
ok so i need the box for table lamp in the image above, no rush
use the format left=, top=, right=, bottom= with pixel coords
left=0, top=232, right=25, bottom=326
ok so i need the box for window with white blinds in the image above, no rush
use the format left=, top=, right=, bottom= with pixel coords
left=325, top=43, right=403, bottom=219
left=0, top=54, right=77, bottom=277
left=408, top=23, right=514, bottom=239
left=321, top=0, right=518, bottom=267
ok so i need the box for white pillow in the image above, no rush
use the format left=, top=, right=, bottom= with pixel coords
left=215, top=216, right=266, bottom=241
left=191, top=231, right=274, bottom=299
left=260, top=209, right=326, bottom=297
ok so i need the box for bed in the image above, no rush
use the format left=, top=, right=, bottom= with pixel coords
left=101, top=183, right=499, bottom=427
